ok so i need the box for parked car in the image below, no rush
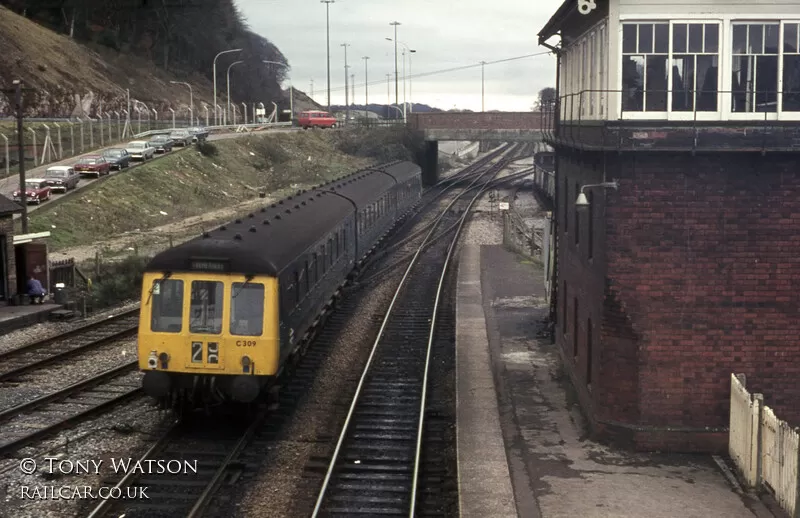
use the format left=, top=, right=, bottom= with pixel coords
left=43, top=166, right=80, bottom=192
left=74, top=155, right=111, bottom=177
left=102, top=148, right=131, bottom=170
left=169, top=130, right=192, bottom=147
left=298, top=110, right=337, bottom=129
left=148, top=134, right=174, bottom=153
left=187, top=126, right=209, bottom=142
left=125, top=141, right=156, bottom=161
left=13, top=179, right=51, bottom=205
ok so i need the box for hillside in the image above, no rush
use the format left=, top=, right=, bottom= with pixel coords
left=0, top=5, right=313, bottom=119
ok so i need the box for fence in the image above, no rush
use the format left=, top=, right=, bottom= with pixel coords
left=49, top=258, right=76, bottom=292
left=729, top=373, right=800, bottom=517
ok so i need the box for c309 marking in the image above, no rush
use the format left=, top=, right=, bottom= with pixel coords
left=236, top=340, right=257, bottom=347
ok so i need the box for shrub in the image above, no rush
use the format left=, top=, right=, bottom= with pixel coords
left=89, top=254, right=152, bottom=310
left=196, top=141, right=218, bottom=157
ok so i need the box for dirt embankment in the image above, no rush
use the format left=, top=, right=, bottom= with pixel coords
left=29, top=128, right=420, bottom=263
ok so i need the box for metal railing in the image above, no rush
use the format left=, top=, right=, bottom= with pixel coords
left=540, top=89, right=800, bottom=152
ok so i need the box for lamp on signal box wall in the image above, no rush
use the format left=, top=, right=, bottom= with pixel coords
left=575, top=181, right=619, bottom=209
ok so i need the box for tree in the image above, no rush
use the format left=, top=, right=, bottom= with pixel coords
left=534, top=87, right=557, bottom=111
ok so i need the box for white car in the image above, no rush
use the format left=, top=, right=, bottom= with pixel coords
left=125, top=141, right=156, bottom=161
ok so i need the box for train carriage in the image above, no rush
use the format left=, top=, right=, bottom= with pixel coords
left=137, top=161, right=421, bottom=408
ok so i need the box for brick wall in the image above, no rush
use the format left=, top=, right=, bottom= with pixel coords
left=409, top=112, right=545, bottom=131
left=556, top=150, right=800, bottom=452
left=0, top=216, right=17, bottom=299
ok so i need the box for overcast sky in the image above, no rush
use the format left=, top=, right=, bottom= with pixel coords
left=236, top=0, right=562, bottom=111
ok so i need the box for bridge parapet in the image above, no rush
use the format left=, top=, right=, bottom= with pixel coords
left=409, top=112, right=546, bottom=131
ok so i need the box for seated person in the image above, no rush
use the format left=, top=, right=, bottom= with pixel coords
left=26, top=275, right=47, bottom=304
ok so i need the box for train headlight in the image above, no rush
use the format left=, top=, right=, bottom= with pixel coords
left=158, top=352, right=170, bottom=369
left=147, top=351, right=158, bottom=369
left=241, top=356, right=251, bottom=373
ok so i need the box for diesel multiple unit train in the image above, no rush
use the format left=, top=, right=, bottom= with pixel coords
left=137, top=161, right=422, bottom=408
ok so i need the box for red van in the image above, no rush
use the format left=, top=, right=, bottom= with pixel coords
left=298, top=110, right=338, bottom=129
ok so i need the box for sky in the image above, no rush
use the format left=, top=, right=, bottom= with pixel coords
left=236, top=0, right=563, bottom=112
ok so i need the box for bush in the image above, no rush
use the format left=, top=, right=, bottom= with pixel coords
left=196, top=141, right=218, bottom=157
left=332, top=126, right=424, bottom=162
left=89, top=254, right=152, bottom=310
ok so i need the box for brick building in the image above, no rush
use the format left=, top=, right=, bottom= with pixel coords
left=0, top=194, right=23, bottom=301
left=538, top=0, right=800, bottom=452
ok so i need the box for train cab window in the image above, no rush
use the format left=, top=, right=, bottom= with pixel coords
left=150, top=278, right=184, bottom=333
left=189, top=281, right=224, bottom=334
left=230, top=282, right=264, bottom=336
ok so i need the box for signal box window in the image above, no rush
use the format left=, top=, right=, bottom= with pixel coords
left=150, top=279, right=184, bottom=333
left=189, top=281, right=224, bottom=334
left=231, top=283, right=264, bottom=336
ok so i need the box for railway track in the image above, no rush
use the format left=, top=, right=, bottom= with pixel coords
left=80, top=149, right=516, bottom=517
left=0, top=362, right=141, bottom=457
left=0, top=308, right=139, bottom=383
left=309, top=156, right=506, bottom=516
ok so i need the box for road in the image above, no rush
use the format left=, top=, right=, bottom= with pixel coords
left=2, top=126, right=299, bottom=215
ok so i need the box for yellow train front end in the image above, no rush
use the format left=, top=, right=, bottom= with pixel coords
left=137, top=271, right=280, bottom=407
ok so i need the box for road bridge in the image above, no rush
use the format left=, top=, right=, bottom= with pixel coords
left=408, top=112, right=546, bottom=184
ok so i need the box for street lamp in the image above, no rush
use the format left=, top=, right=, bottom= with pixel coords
left=362, top=56, right=370, bottom=110
left=321, top=0, right=335, bottom=111
left=213, top=48, right=243, bottom=125
left=341, top=43, right=350, bottom=122
left=389, top=21, right=401, bottom=112
left=386, top=38, right=416, bottom=120
left=227, top=60, right=244, bottom=125
left=169, top=81, right=193, bottom=126
left=263, top=60, right=293, bottom=122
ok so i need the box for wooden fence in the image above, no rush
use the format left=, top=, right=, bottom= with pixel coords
left=729, top=373, right=800, bottom=517
left=49, top=258, right=76, bottom=292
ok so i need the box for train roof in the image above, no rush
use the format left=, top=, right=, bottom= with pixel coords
left=145, top=161, right=421, bottom=276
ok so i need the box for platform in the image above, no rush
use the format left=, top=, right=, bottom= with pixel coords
left=455, top=244, right=778, bottom=518
left=0, top=302, right=63, bottom=336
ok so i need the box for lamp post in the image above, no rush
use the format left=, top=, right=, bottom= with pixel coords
left=389, top=21, right=401, bottom=112
left=362, top=56, right=370, bottom=109
left=321, top=0, right=335, bottom=111
left=386, top=73, right=391, bottom=119
left=480, top=61, right=486, bottom=112
left=212, top=48, right=242, bottom=126
left=386, top=39, right=416, bottom=120
left=227, top=60, right=244, bottom=125
left=169, top=81, right=193, bottom=126
left=341, top=43, right=350, bottom=122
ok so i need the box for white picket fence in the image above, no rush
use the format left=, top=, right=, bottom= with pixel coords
left=729, top=373, right=800, bottom=517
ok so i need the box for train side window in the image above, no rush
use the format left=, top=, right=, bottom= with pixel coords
left=230, top=282, right=264, bottom=336
left=294, top=271, right=300, bottom=302
left=342, top=228, right=347, bottom=253
left=328, top=238, right=333, bottom=264
left=304, top=260, right=310, bottom=292
left=322, top=245, right=327, bottom=273
left=189, top=280, right=224, bottom=334
left=150, top=278, right=184, bottom=333
left=335, top=233, right=339, bottom=259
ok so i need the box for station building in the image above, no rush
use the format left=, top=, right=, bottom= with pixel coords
left=538, top=0, right=800, bottom=451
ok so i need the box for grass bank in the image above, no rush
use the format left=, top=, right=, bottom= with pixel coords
left=28, top=127, right=423, bottom=251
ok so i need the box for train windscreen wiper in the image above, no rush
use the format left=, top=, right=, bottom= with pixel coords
left=231, top=275, right=255, bottom=298
left=145, top=272, right=172, bottom=305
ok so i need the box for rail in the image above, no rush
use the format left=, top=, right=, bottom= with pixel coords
left=312, top=150, right=510, bottom=516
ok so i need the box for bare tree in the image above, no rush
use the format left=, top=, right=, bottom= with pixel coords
left=534, top=87, right=557, bottom=111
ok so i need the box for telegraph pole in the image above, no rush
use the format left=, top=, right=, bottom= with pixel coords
left=310, top=79, right=314, bottom=99
left=481, top=61, right=486, bottom=112
left=321, top=0, right=335, bottom=111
